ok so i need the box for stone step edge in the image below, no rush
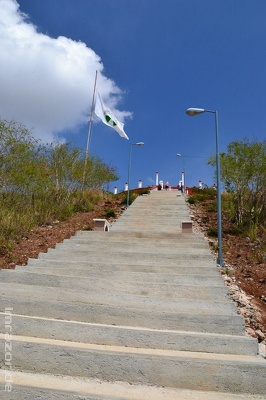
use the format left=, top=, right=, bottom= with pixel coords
left=0, top=272, right=226, bottom=288
left=38, top=252, right=214, bottom=260
left=0, top=298, right=242, bottom=330
left=5, top=270, right=223, bottom=283
left=15, top=265, right=220, bottom=276
left=26, top=258, right=215, bottom=266
left=0, top=311, right=250, bottom=339
left=73, top=232, right=204, bottom=238
left=0, top=370, right=265, bottom=400
left=45, top=246, right=212, bottom=254
left=75, top=231, right=204, bottom=238
left=0, top=281, right=230, bottom=296
left=0, top=333, right=263, bottom=364
left=58, top=240, right=209, bottom=247
left=0, top=312, right=257, bottom=355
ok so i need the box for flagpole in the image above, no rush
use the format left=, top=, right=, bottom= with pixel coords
left=83, top=70, right=98, bottom=185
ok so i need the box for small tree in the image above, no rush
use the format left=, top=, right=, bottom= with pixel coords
left=84, top=156, right=118, bottom=189
left=0, top=120, right=41, bottom=192
left=211, top=138, right=266, bottom=232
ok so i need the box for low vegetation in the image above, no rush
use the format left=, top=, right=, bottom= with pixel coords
left=0, top=119, right=118, bottom=249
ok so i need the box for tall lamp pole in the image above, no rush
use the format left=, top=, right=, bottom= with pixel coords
left=176, top=153, right=185, bottom=192
left=127, top=142, right=144, bottom=207
left=186, top=108, right=224, bottom=267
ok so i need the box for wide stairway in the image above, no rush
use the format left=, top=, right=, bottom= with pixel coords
left=0, top=190, right=265, bottom=399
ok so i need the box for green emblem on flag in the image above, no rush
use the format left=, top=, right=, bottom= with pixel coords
left=105, top=114, right=117, bottom=127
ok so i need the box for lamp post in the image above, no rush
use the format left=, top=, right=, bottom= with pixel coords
left=186, top=108, right=224, bottom=267
left=176, top=153, right=185, bottom=193
left=127, top=142, right=144, bottom=207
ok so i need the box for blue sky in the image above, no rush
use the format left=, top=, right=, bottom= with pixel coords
left=1, top=0, right=265, bottom=191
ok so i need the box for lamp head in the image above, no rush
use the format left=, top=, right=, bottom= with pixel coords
left=135, top=142, right=144, bottom=146
left=176, top=153, right=182, bottom=157
left=186, top=108, right=205, bottom=116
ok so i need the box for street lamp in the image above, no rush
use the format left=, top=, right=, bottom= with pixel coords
left=176, top=154, right=185, bottom=193
left=127, top=142, right=144, bottom=207
left=186, top=108, right=224, bottom=267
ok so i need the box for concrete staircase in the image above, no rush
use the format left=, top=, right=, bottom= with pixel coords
left=0, top=190, right=265, bottom=399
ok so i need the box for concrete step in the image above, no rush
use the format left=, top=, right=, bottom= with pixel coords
left=1, top=335, right=265, bottom=394
left=54, top=242, right=212, bottom=256
left=120, top=209, right=189, bottom=216
left=122, top=209, right=189, bottom=215
left=114, top=209, right=188, bottom=214
left=0, top=298, right=244, bottom=334
left=118, top=210, right=188, bottom=215
left=59, top=234, right=209, bottom=246
left=113, top=216, right=187, bottom=220
left=0, top=281, right=233, bottom=310
left=116, top=216, right=189, bottom=222
left=123, top=205, right=189, bottom=210
left=38, top=249, right=214, bottom=263
left=73, top=230, right=207, bottom=242
left=124, top=200, right=186, bottom=205
left=122, top=202, right=185, bottom=208
left=123, top=208, right=190, bottom=214
left=132, top=197, right=184, bottom=203
left=111, top=219, right=187, bottom=224
left=62, top=236, right=210, bottom=249
left=0, top=313, right=257, bottom=355
left=110, top=226, right=182, bottom=234
left=2, top=269, right=223, bottom=286
left=113, top=215, right=188, bottom=220
left=121, top=205, right=186, bottom=210
left=0, top=271, right=228, bottom=296
left=76, top=230, right=201, bottom=240
left=26, top=255, right=216, bottom=268
left=17, top=260, right=220, bottom=275
left=2, top=371, right=265, bottom=400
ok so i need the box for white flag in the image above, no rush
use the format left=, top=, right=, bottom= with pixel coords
left=94, top=92, right=129, bottom=140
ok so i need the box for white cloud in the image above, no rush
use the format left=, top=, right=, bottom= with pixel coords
left=0, top=0, right=132, bottom=142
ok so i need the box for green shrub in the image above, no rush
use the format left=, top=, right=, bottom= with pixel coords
left=207, top=203, right=217, bottom=212
left=104, top=209, right=116, bottom=218
left=121, top=191, right=137, bottom=206
left=246, top=223, right=259, bottom=242
left=72, top=197, right=93, bottom=213
left=207, top=227, right=218, bottom=237
left=187, top=196, right=195, bottom=204
left=187, top=194, right=206, bottom=204
left=190, top=187, right=217, bottom=201
left=223, top=226, right=244, bottom=236
left=83, top=225, right=93, bottom=231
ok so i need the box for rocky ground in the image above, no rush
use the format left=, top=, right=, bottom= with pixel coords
left=189, top=200, right=266, bottom=353
left=0, top=192, right=265, bottom=352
